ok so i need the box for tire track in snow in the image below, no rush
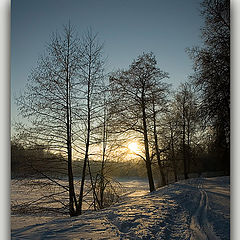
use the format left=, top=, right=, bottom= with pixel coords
left=190, top=180, right=220, bottom=240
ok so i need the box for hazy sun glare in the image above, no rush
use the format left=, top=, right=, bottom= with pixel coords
left=128, top=142, right=139, bottom=153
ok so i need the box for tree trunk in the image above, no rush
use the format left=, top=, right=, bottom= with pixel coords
left=77, top=68, right=91, bottom=215
left=156, top=150, right=166, bottom=186
left=152, top=101, right=166, bottom=186
left=187, top=118, right=191, bottom=173
left=87, top=157, right=101, bottom=210
left=99, top=143, right=106, bottom=209
left=182, top=115, right=188, bottom=180
left=142, top=96, right=155, bottom=192
left=77, top=147, right=88, bottom=215
left=77, top=106, right=90, bottom=214
left=99, top=102, right=107, bottom=208
left=65, top=38, right=77, bottom=216
left=170, top=123, right=177, bottom=182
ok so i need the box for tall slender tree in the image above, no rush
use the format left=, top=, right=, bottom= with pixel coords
left=109, top=52, right=169, bottom=192
left=149, top=83, right=169, bottom=186
left=173, top=83, right=199, bottom=179
left=16, top=24, right=107, bottom=216
left=76, top=29, right=105, bottom=215
left=16, top=23, right=82, bottom=216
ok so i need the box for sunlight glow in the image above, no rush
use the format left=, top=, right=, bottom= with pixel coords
left=128, top=142, right=139, bottom=153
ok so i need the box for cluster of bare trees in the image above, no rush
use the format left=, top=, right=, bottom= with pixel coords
left=108, top=53, right=170, bottom=192
left=161, top=84, right=200, bottom=181
left=14, top=23, right=114, bottom=216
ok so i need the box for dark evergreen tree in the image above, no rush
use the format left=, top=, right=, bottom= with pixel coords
left=188, top=0, right=230, bottom=174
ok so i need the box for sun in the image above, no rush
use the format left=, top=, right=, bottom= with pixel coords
left=128, top=142, right=139, bottom=153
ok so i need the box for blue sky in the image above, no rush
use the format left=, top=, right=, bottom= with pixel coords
left=11, top=0, right=203, bottom=121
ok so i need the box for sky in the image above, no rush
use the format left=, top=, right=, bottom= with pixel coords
left=11, top=0, right=203, bottom=122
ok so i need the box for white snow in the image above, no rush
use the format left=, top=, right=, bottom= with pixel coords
left=11, top=176, right=230, bottom=240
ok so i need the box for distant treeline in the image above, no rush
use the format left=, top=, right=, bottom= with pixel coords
left=11, top=141, right=227, bottom=180
left=11, top=141, right=148, bottom=179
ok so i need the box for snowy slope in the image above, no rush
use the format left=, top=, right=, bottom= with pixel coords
left=11, top=177, right=230, bottom=240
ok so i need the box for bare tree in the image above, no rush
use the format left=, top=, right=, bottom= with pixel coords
left=148, top=82, right=170, bottom=186
left=163, top=106, right=180, bottom=182
left=16, top=23, right=83, bottom=216
left=109, top=52, right=169, bottom=192
left=172, top=83, right=199, bottom=179
left=97, top=89, right=109, bottom=209
left=76, top=29, right=105, bottom=215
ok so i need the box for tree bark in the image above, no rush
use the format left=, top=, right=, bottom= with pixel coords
left=152, top=100, right=166, bottom=186
left=77, top=71, right=91, bottom=215
left=142, top=94, right=155, bottom=192
left=170, top=123, right=177, bottom=182
left=182, top=102, right=188, bottom=180
left=99, top=98, right=107, bottom=208
left=66, top=31, right=77, bottom=216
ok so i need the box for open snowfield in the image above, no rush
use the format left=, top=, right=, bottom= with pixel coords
left=11, top=177, right=230, bottom=240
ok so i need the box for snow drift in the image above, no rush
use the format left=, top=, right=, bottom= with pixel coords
left=11, top=176, right=230, bottom=240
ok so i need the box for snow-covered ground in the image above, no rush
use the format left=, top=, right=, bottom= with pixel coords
left=11, top=176, right=230, bottom=240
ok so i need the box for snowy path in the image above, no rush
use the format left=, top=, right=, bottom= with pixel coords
left=190, top=180, right=220, bottom=240
left=11, top=177, right=230, bottom=240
